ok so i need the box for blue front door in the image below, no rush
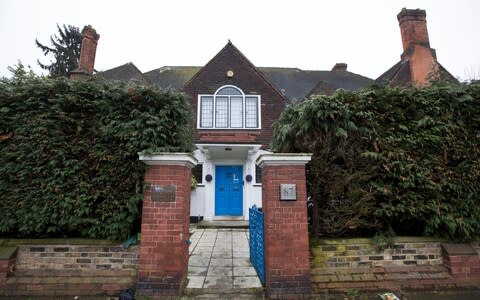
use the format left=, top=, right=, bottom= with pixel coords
left=215, top=166, right=243, bottom=216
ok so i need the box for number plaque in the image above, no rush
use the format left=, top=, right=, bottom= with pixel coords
left=280, top=184, right=297, bottom=201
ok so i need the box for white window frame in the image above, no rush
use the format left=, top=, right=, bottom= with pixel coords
left=197, top=85, right=262, bottom=130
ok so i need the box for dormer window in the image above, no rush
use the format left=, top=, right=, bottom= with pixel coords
left=197, top=85, right=261, bottom=129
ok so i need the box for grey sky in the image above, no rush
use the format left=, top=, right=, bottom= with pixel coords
left=1, top=0, right=479, bottom=81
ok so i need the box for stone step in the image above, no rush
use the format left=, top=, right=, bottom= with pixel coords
left=186, top=287, right=264, bottom=299
left=192, top=293, right=265, bottom=299
left=197, top=220, right=249, bottom=229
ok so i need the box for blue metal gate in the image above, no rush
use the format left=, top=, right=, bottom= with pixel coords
left=249, top=205, right=265, bottom=284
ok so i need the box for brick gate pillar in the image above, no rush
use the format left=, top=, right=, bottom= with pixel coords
left=257, top=153, right=312, bottom=299
left=137, top=153, right=197, bottom=298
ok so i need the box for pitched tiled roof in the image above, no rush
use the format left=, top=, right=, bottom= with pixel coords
left=376, top=60, right=412, bottom=87
left=98, top=63, right=374, bottom=101
left=96, top=62, right=151, bottom=85
left=375, top=59, right=458, bottom=87
left=305, top=80, right=339, bottom=97
left=260, top=68, right=373, bottom=101
left=144, top=66, right=200, bottom=90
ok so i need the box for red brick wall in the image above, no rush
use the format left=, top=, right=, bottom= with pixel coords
left=261, top=165, right=311, bottom=298
left=0, top=258, right=14, bottom=282
left=182, top=42, right=286, bottom=148
left=444, top=255, right=480, bottom=279
left=137, top=164, right=191, bottom=297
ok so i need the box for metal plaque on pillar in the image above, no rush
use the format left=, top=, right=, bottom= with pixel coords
left=151, top=185, right=176, bottom=202
left=280, top=184, right=297, bottom=201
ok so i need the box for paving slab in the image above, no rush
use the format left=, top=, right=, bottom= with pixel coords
left=190, top=255, right=211, bottom=267
left=234, top=276, right=262, bottom=288
left=210, top=258, right=233, bottom=266
left=204, top=276, right=233, bottom=289
left=233, top=250, right=250, bottom=258
left=187, top=227, right=263, bottom=294
left=187, top=275, right=205, bottom=288
left=207, top=266, right=233, bottom=277
left=233, top=257, right=252, bottom=267
left=189, top=266, right=208, bottom=276
left=234, top=266, right=258, bottom=276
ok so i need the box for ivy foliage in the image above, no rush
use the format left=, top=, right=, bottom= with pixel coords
left=271, top=83, right=480, bottom=241
left=0, top=71, right=193, bottom=240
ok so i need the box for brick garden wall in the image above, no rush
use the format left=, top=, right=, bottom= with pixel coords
left=311, top=238, right=443, bottom=269
left=311, top=238, right=480, bottom=295
left=16, top=245, right=139, bottom=271
left=1, top=244, right=138, bottom=297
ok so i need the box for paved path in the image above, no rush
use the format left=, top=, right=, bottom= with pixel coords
left=187, top=227, right=262, bottom=290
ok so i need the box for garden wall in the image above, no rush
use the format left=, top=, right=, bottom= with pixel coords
left=311, top=237, right=443, bottom=269
left=16, top=244, right=139, bottom=271
left=311, top=237, right=480, bottom=295
left=0, top=244, right=139, bottom=297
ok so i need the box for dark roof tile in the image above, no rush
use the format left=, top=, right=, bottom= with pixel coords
left=96, top=62, right=151, bottom=84
left=99, top=63, right=375, bottom=101
left=306, top=80, right=339, bottom=98
left=376, top=60, right=412, bottom=87
left=144, top=66, right=200, bottom=90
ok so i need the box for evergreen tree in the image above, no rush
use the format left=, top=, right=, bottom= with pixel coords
left=36, top=24, right=82, bottom=77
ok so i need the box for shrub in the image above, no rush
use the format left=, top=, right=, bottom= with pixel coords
left=0, top=73, right=193, bottom=240
left=272, top=83, right=480, bottom=241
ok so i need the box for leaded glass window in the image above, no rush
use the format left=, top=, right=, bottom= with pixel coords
left=198, top=85, right=261, bottom=129
left=245, top=96, right=258, bottom=128
left=200, top=96, right=213, bottom=128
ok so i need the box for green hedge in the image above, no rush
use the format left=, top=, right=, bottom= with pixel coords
left=272, top=83, right=480, bottom=241
left=0, top=74, right=193, bottom=240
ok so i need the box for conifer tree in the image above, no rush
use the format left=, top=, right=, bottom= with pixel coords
left=36, top=24, right=82, bottom=77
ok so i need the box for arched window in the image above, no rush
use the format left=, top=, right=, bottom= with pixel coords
left=197, top=85, right=261, bottom=129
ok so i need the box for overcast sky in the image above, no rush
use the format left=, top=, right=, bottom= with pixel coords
left=1, top=0, right=479, bottom=81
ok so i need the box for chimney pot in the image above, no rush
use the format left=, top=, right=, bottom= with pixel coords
left=332, top=63, right=347, bottom=72
left=397, top=8, right=430, bottom=51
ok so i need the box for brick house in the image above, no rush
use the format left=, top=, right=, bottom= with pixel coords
left=74, top=8, right=455, bottom=223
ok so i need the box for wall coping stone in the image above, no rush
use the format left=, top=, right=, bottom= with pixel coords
left=312, top=236, right=446, bottom=246
left=0, top=247, right=17, bottom=260
left=138, top=152, right=197, bottom=167
left=256, top=153, right=312, bottom=167
left=441, top=243, right=478, bottom=256
left=0, top=239, right=118, bottom=247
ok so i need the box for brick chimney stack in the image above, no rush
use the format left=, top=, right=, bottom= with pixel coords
left=397, top=8, right=438, bottom=86
left=331, top=63, right=347, bottom=72
left=376, top=8, right=457, bottom=87
left=70, top=25, right=100, bottom=80
left=397, top=8, right=430, bottom=51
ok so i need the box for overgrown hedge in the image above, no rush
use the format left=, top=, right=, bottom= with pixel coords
left=272, top=83, right=480, bottom=241
left=0, top=73, right=193, bottom=240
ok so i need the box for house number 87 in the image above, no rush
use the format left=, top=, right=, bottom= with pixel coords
left=280, top=184, right=296, bottom=201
